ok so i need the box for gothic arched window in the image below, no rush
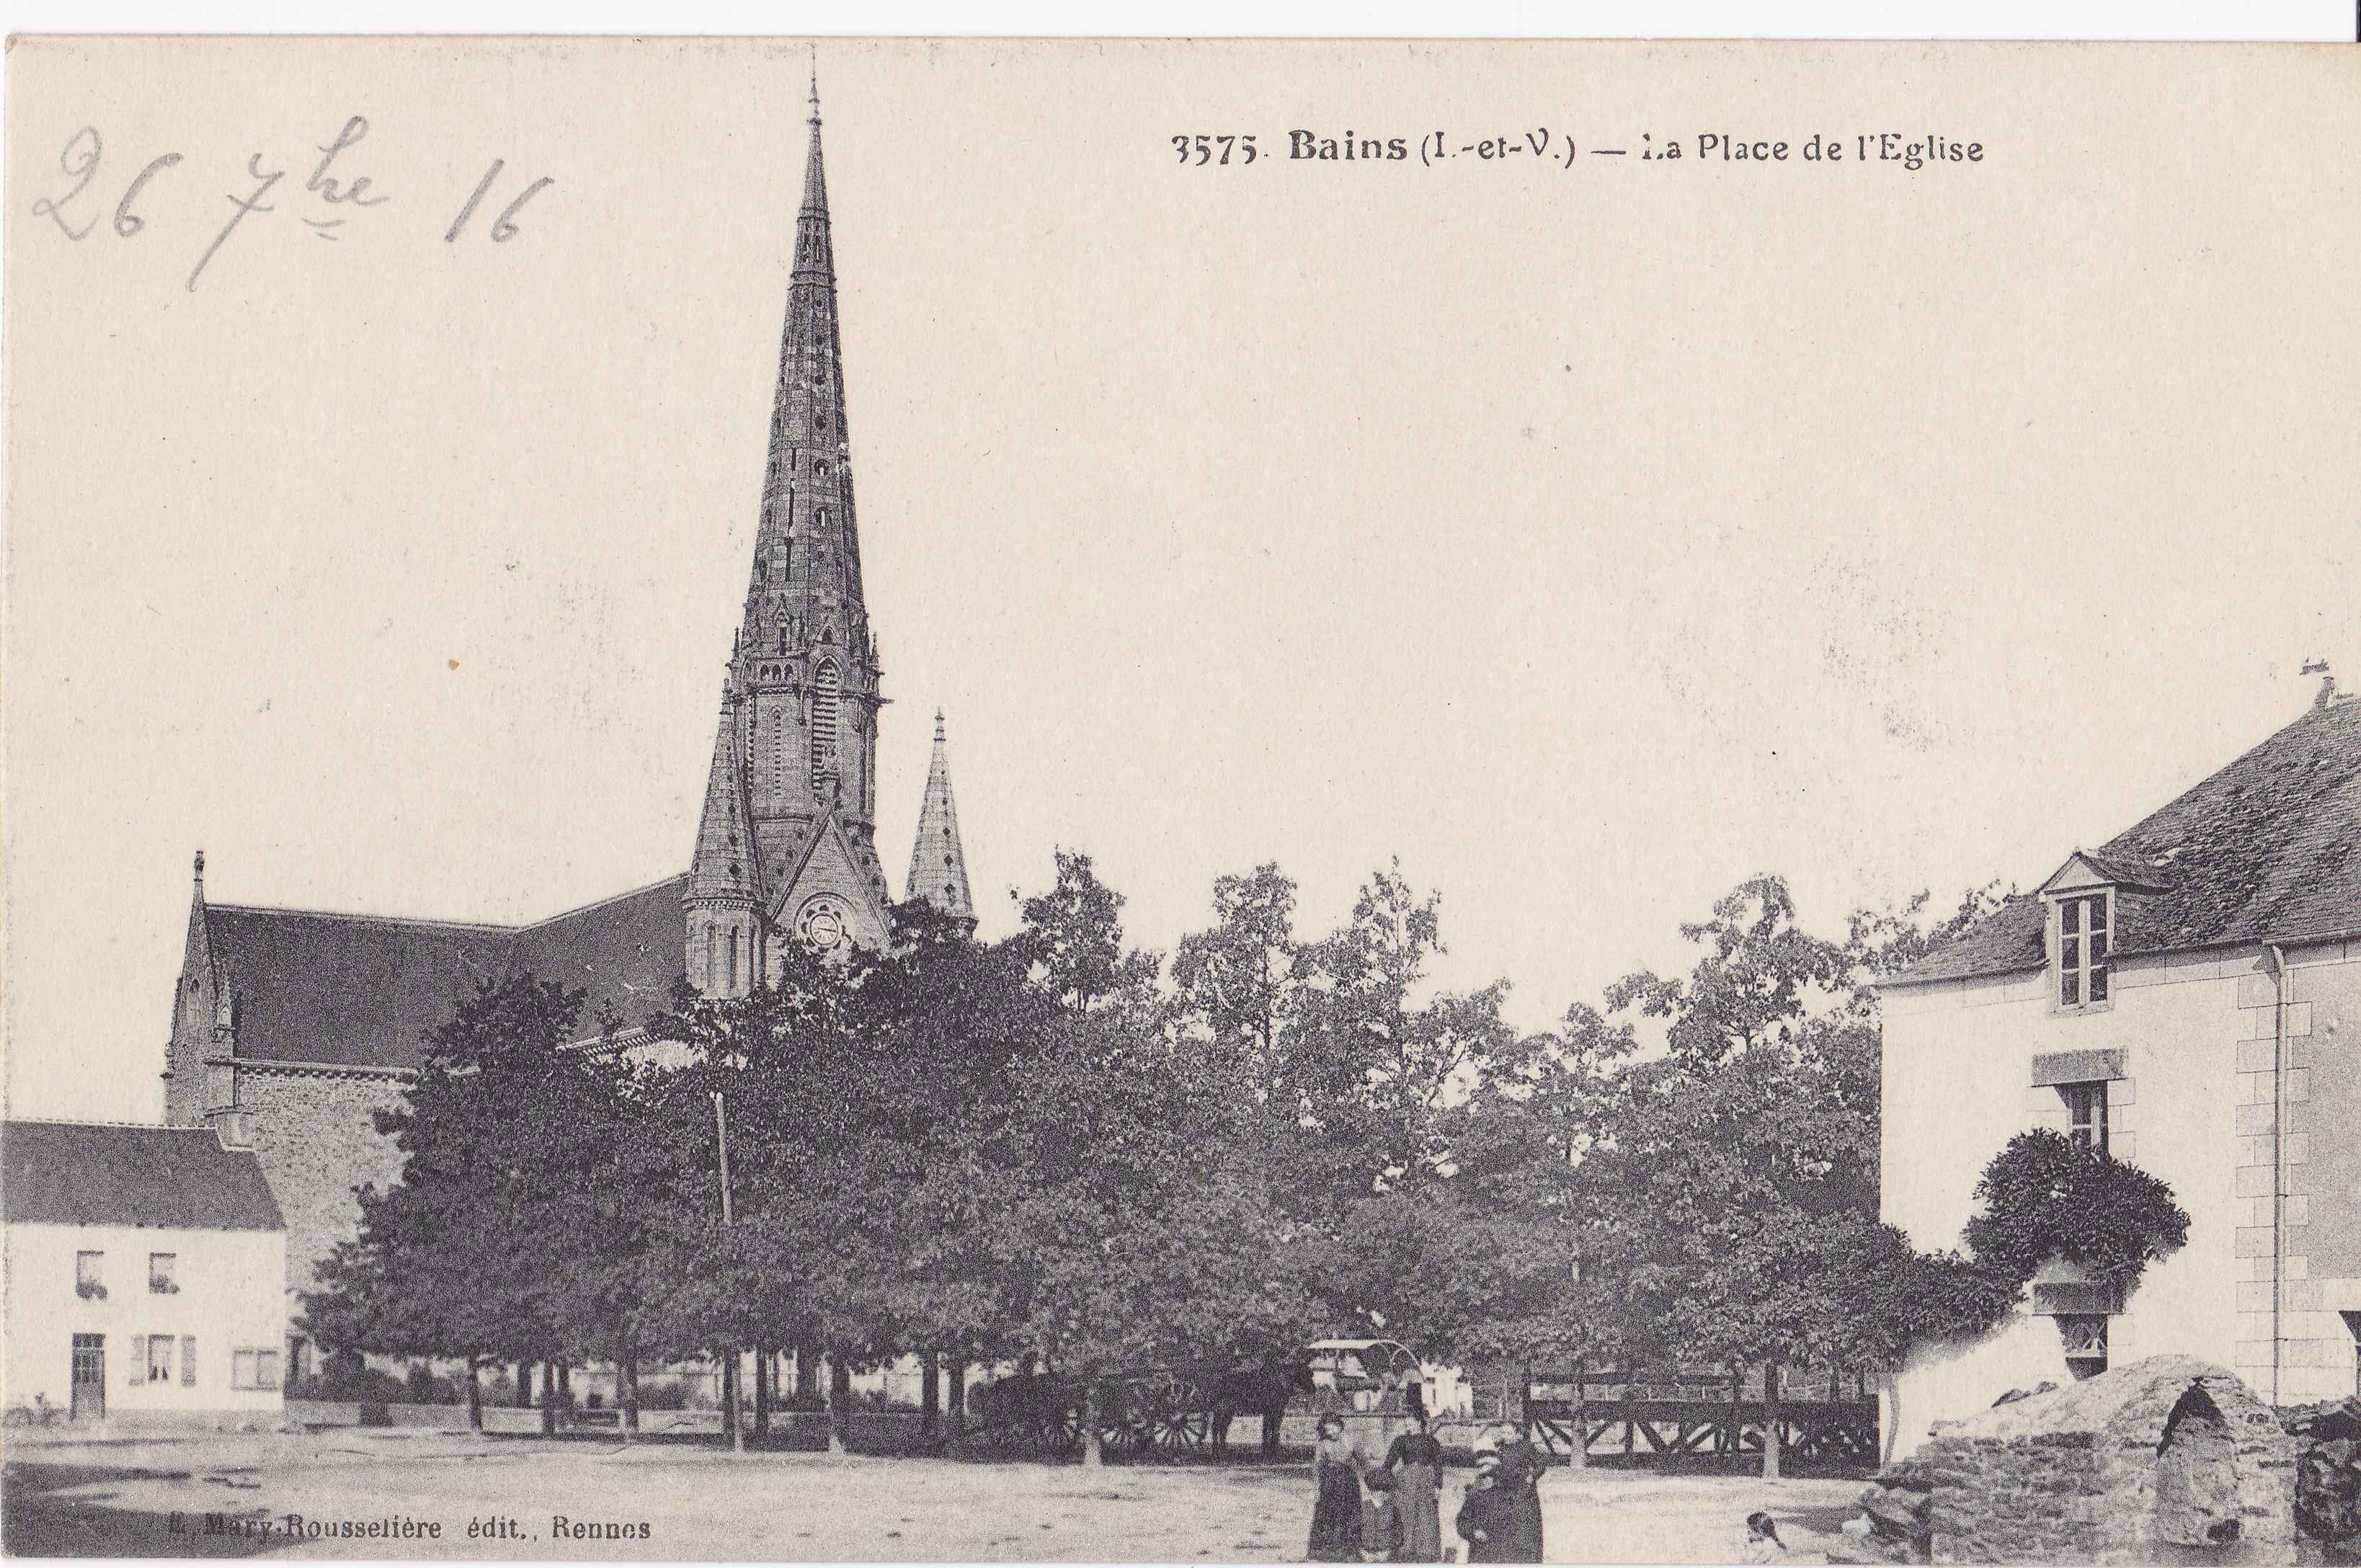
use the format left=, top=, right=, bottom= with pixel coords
left=770, top=703, right=786, bottom=793
left=809, top=659, right=842, bottom=788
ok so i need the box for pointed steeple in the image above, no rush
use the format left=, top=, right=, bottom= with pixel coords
left=907, top=710, right=975, bottom=927
left=750, top=65, right=863, bottom=607
left=687, top=696, right=760, bottom=904
left=688, top=65, right=895, bottom=992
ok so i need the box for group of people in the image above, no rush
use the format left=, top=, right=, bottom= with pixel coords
left=1306, top=1415, right=1547, bottom=1564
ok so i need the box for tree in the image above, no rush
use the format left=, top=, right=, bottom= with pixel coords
left=1524, top=876, right=2006, bottom=1476
left=1018, top=850, right=1161, bottom=1017
left=303, top=971, right=623, bottom=1430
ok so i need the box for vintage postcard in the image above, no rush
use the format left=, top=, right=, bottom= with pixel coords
left=4, top=34, right=2357, bottom=1564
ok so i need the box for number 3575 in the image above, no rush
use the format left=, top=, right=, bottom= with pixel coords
left=1172, top=135, right=1257, bottom=166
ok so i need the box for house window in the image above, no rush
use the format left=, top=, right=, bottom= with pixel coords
left=148, top=1253, right=178, bottom=1294
left=2055, top=892, right=2111, bottom=1009
left=2060, top=1082, right=2110, bottom=1154
left=232, top=1348, right=282, bottom=1390
left=145, top=1335, right=175, bottom=1385
left=2058, top=1314, right=2108, bottom=1379
left=75, top=1251, right=105, bottom=1301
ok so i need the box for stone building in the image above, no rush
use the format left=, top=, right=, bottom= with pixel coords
left=1880, top=682, right=2360, bottom=1456
left=1, top=1120, right=288, bottom=1425
left=1847, top=1355, right=2294, bottom=1563
left=156, top=86, right=974, bottom=1353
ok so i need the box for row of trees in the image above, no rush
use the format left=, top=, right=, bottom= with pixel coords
left=306, top=855, right=2187, bottom=1468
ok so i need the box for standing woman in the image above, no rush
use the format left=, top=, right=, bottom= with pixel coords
left=1379, top=1415, right=1444, bottom=1561
left=1308, top=1412, right=1365, bottom=1562
left=1486, top=1422, right=1546, bottom=1562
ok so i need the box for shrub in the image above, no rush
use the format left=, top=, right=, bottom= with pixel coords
left=1965, top=1129, right=2191, bottom=1293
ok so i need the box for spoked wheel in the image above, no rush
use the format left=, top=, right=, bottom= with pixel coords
left=1158, top=1407, right=1207, bottom=1448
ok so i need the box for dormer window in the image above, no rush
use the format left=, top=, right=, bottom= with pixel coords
left=2056, top=891, right=2112, bottom=1010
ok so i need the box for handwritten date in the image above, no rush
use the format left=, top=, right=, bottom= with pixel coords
left=30, top=118, right=556, bottom=293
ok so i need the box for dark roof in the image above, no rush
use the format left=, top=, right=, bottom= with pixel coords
left=3, top=1121, right=285, bottom=1231
left=206, top=876, right=688, bottom=1072
left=1895, top=699, right=2361, bottom=985
left=509, top=876, right=693, bottom=1037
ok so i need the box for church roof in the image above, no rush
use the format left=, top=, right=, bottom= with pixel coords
left=203, top=876, right=688, bottom=1072
left=1891, top=695, right=2361, bottom=985
left=3, top=1120, right=285, bottom=1231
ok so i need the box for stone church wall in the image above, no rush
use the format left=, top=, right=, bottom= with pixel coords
left=210, top=1069, right=409, bottom=1303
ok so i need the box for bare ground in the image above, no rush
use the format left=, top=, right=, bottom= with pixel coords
left=2, top=1429, right=1862, bottom=1562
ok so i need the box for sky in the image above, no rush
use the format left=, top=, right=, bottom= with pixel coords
left=6, top=38, right=2357, bottom=1124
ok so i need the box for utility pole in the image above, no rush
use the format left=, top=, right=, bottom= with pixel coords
left=713, top=1090, right=744, bottom=1455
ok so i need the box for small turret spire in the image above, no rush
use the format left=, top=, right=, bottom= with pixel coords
left=907, top=710, right=975, bottom=928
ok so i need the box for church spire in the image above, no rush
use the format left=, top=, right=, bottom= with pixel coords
left=732, top=58, right=882, bottom=841
left=687, top=65, right=895, bottom=990
left=906, top=710, right=975, bottom=927
left=687, top=695, right=760, bottom=906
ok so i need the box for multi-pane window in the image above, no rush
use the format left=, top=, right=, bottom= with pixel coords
left=144, top=1335, right=174, bottom=1385
left=75, top=1251, right=105, bottom=1300
left=2056, top=893, right=2111, bottom=1009
left=2061, top=1082, right=2110, bottom=1154
left=148, top=1252, right=177, bottom=1293
left=232, top=1348, right=282, bottom=1390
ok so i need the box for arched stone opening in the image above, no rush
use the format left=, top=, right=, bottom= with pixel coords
left=2153, top=1384, right=2241, bottom=1549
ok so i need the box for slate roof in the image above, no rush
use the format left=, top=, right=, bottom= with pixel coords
left=1893, top=698, right=2361, bottom=985
left=204, top=876, right=688, bottom=1072
left=2, top=1120, right=285, bottom=1231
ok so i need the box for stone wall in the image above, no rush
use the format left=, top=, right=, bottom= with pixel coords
left=1836, top=1356, right=2293, bottom=1564
left=210, top=1068, right=409, bottom=1303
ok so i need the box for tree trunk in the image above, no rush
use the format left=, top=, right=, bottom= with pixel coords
left=466, top=1359, right=483, bottom=1431
left=1761, top=1360, right=1783, bottom=1482
left=754, top=1343, right=771, bottom=1438
left=1081, top=1380, right=1105, bottom=1469
left=921, top=1353, right=941, bottom=1438
left=1568, top=1355, right=1586, bottom=1471
left=515, top=1360, right=532, bottom=1409
left=947, top=1357, right=965, bottom=1425
left=539, top=1361, right=556, bottom=1435
left=720, top=1350, right=739, bottom=1446
left=622, top=1348, right=639, bottom=1437
left=833, top=1355, right=855, bottom=1452
left=796, top=1342, right=818, bottom=1409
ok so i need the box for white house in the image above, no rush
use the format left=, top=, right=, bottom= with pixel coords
left=1879, top=685, right=2359, bottom=1457
left=2, top=1119, right=289, bottom=1425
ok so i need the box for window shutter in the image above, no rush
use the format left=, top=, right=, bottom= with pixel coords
left=182, top=1337, right=197, bottom=1386
left=128, top=1353, right=145, bottom=1386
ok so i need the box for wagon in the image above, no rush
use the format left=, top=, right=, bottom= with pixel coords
left=1304, top=1338, right=1426, bottom=1412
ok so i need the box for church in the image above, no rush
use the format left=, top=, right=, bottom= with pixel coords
left=157, top=86, right=975, bottom=1348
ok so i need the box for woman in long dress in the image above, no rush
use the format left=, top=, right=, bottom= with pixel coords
left=1308, top=1413, right=1365, bottom=1562
left=1379, top=1416, right=1444, bottom=1561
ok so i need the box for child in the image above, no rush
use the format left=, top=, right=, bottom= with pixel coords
left=1739, top=1510, right=1785, bottom=1564
left=1454, top=1456, right=1517, bottom=1564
